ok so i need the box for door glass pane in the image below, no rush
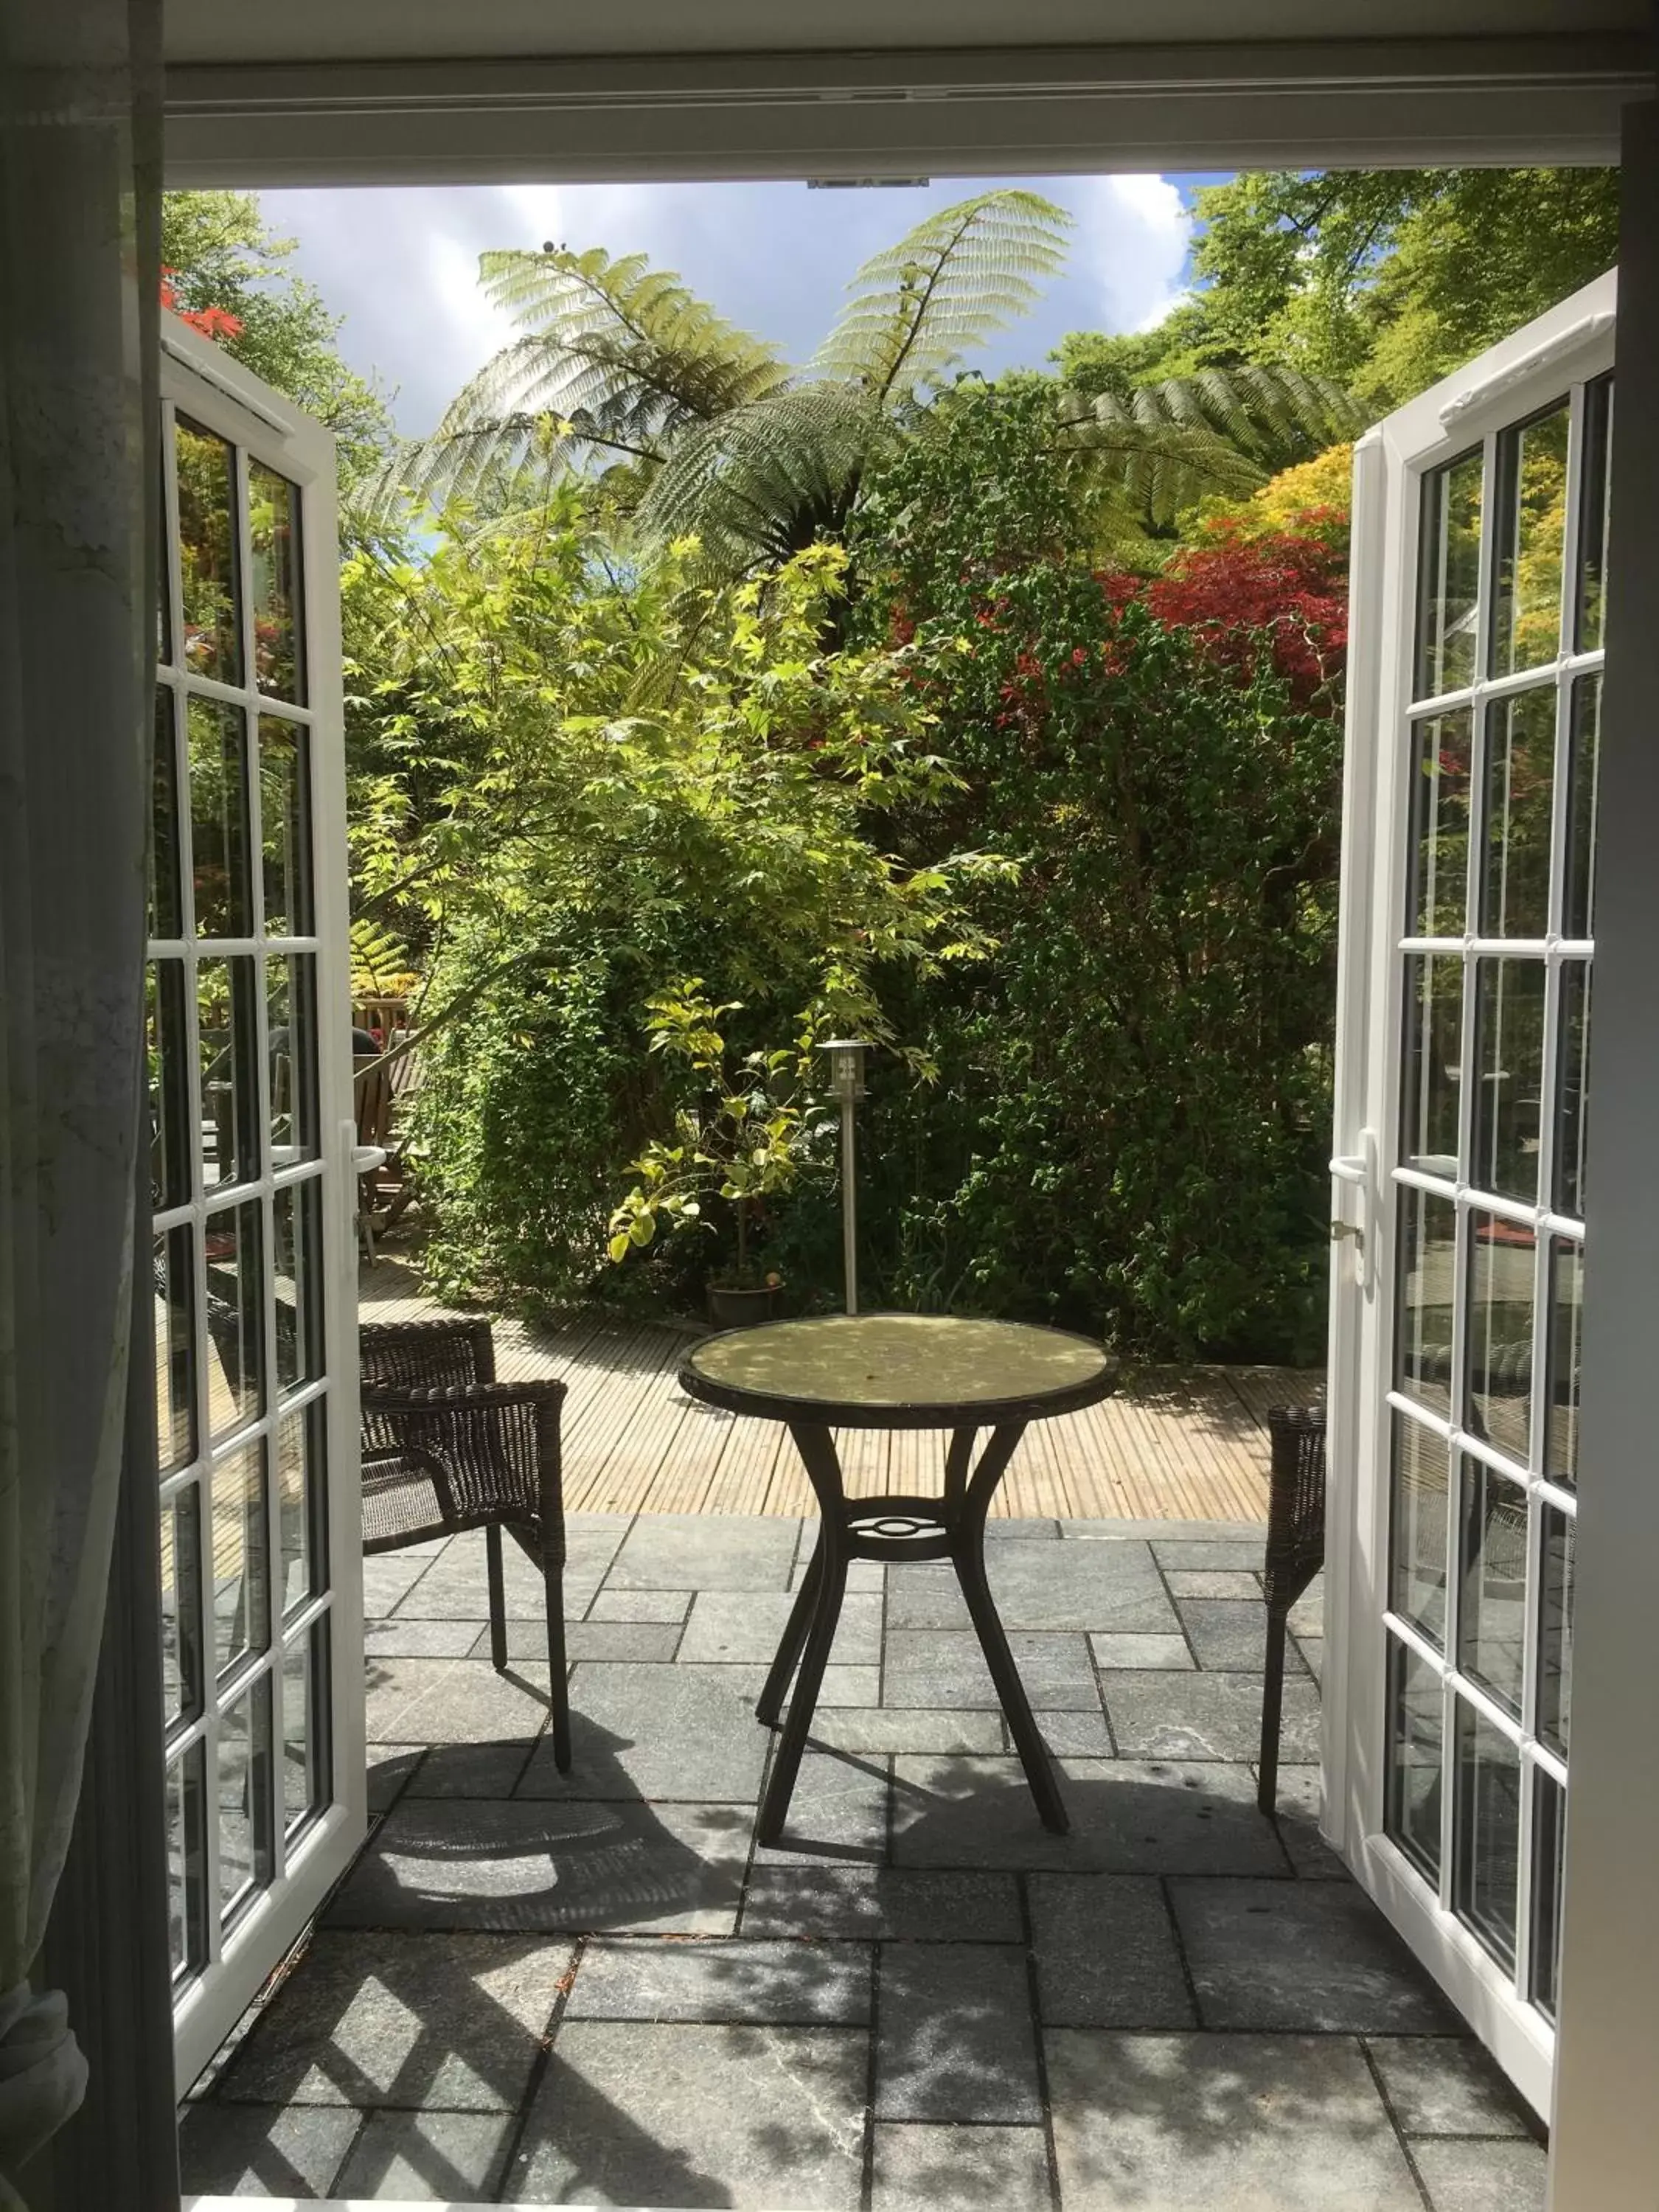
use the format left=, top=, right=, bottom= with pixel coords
left=1387, top=1638, right=1444, bottom=1884
left=153, top=1225, right=197, bottom=1475
left=211, top=1440, right=271, bottom=1677
left=1538, top=1503, right=1576, bottom=1758
left=269, top=953, right=319, bottom=1163
left=1531, top=1767, right=1567, bottom=2022
left=282, top=1621, right=330, bottom=1838
left=1391, top=1413, right=1449, bottom=1646
left=175, top=415, right=242, bottom=685
left=1472, top=959, right=1545, bottom=1205
left=1562, top=674, right=1601, bottom=940
left=1453, top=1701, right=1520, bottom=1972
left=1401, top=956, right=1461, bottom=1178
left=1457, top=1458, right=1527, bottom=1717
left=1555, top=961, right=1592, bottom=1221
left=1490, top=402, right=1570, bottom=676
left=167, top=1743, right=209, bottom=1986
left=205, top=1199, right=265, bottom=1439
left=1576, top=375, right=1614, bottom=655
left=1408, top=709, right=1472, bottom=935
left=1480, top=688, right=1555, bottom=939
left=1545, top=1238, right=1584, bottom=1490
left=274, top=1176, right=324, bottom=1392
left=1415, top=448, right=1483, bottom=699
left=249, top=462, right=305, bottom=701
left=147, top=961, right=192, bottom=1213
left=198, top=956, right=261, bottom=1191
left=188, top=698, right=253, bottom=939
left=160, top=1481, right=204, bottom=1730
left=218, top=1674, right=274, bottom=1916
left=276, top=1399, right=326, bottom=1617
left=1397, top=1188, right=1456, bottom=1422
left=260, top=715, right=313, bottom=936
left=152, top=688, right=183, bottom=938
left=1466, top=1213, right=1534, bottom=1467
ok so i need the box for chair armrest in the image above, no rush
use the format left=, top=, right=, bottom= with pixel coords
left=359, top=1379, right=568, bottom=1554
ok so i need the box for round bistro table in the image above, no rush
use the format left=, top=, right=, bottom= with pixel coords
left=679, top=1313, right=1119, bottom=1845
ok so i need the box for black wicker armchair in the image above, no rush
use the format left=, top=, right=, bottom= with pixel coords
left=358, top=1318, right=571, bottom=1772
left=1258, top=1402, right=1326, bottom=1816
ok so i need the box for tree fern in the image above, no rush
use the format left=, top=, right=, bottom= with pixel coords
left=394, top=245, right=790, bottom=513
left=1070, top=364, right=1366, bottom=525
left=813, top=189, right=1072, bottom=406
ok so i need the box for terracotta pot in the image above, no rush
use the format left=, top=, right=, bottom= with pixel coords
left=706, top=1283, right=783, bottom=1329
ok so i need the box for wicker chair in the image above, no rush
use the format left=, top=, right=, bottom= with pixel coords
left=358, top=1318, right=571, bottom=1772
left=1258, top=1402, right=1327, bottom=1815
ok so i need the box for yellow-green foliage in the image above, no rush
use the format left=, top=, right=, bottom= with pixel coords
left=1192, top=443, right=1354, bottom=551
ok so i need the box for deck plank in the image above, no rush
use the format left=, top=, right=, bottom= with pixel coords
left=352, top=1261, right=1313, bottom=1523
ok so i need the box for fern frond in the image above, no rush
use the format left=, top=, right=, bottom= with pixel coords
left=813, top=190, right=1072, bottom=407
left=395, top=245, right=791, bottom=510
left=638, top=382, right=887, bottom=579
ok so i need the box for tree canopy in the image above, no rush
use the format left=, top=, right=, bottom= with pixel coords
left=1058, top=168, right=1619, bottom=411
left=161, top=192, right=396, bottom=479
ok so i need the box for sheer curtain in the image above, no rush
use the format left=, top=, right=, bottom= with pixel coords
left=0, top=1, right=160, bottom=2199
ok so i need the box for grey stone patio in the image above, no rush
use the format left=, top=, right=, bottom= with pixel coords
left=181, top=1514, right=1545, bottom=2208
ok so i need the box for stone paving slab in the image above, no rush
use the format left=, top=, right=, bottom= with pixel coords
left=740, top=1865, right=1025, bottom=1944
left=871, top=2122, right=1053, bottom=2212
left=1152, top=1540, right=1268, bottom=1572
left=1412, top=2137, right=1549, bottom=2211
left=175, top=2100, right=358, bottom=2198
left=1165, top=1568, right=1264, bottom=1599
left=585, top=1586, right=694, bottom=1624
left=1046, top=2030, right=1425, bottom=2211
left=479, top=1616, right=684, bottom=1663
left=1088, top=1631, right=1194, bottom=1670
left=218, top=1930, right=573, bottom=2111
left=884, top=1628, right=1102, bottom=1710
left=515, top=1661, right=770, bottom=1801
left=751, top=1747, right=891, bottom=1863
left=363, top=1658, right=552, bottom=1747
left=802, top=1705, right=1005, bottom=1756
left=876, top=1941, right=1043, bottom=2123
left=678, top=1587, right=883, bottom=1666
left=1169, top=1878, right=1460, bottom=2033
left=1175, top=1596, right=1301, bottom=1673
left=1036, top=1709, right=1116, bottom=1758
left=1102, top=1668, right=1322, bottom=1762
left=506, top=2021, right=867, bottom=2206
left=333, top=2107, right=514, bottom=2200
left=606, top=1512, right=801, bottom=1590
left=891, top=1757, right=1293, bottom=1877
left=1030, top=1874, right=1196, bottom=2029
left=566, top=1936, right=872, bottom=2024
left=1366, top=2035, right=1534, bottom=2137
left=404, top=1742, right=535, bottom=1800
left=325, top=1795, right=751, bottom=1935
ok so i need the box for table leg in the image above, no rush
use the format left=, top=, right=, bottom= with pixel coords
left=757, top=1530, right=821, bottom=1728
left=757, top=1423, right=849, bottom=1845
left=951, top=1422, right=1070, bottom=1834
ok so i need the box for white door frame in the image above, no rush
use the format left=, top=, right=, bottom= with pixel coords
left=1324, top=273, right=1617, bottom=2121
left=156, top=316, right=366, bottom=2095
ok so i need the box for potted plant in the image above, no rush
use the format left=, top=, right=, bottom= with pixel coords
left=607, top=981, right=832, bottom=1326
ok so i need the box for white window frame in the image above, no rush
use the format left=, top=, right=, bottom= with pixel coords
left=158, top=314, right=366, bottom=2096
left=1324, top=271, right=1617, bottom=2122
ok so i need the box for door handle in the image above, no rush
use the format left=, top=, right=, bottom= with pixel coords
left=352, top=1145, right=386, bottom=1174
left=1329, top=1128, right=1379, bottom=1295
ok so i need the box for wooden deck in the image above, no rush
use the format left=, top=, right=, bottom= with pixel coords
left=358, top=1257, right=1323, bottom=1523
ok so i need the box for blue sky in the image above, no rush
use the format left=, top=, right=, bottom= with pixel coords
left=262, top=175, right=1224, bottom=437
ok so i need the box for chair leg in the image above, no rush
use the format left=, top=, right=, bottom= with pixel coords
left=485, top=1523, right=508, bottom=1673
left=544, top=1549, right=571, bottom=1773
left=1258, top=1601, right=1290, bottom=1816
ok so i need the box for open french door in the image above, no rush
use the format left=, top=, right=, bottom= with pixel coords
left=1324, top=272, right=1614, bottom=2118
left=151, top=313, right=366, bottom=2092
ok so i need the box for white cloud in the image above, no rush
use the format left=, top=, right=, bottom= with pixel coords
left=1072, top=174, right=1194, bottom=336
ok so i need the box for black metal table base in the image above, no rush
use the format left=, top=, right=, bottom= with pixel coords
left=754, top=1419, right=1068, bottom=1845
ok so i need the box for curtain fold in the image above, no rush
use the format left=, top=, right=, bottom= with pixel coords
left=0, top=1, right=161, bottom=2199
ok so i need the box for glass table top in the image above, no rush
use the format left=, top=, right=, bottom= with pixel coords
left=683, top=1312, right=1113, bottom=1418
